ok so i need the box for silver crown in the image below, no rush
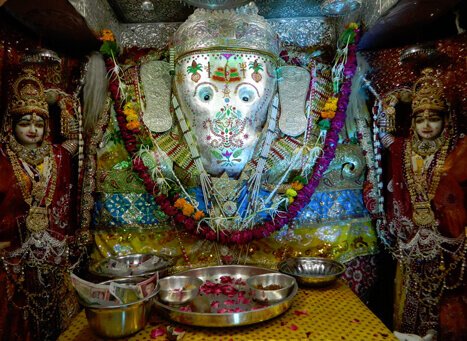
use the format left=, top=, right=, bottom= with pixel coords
left=173, top=2, right=280, bottom=60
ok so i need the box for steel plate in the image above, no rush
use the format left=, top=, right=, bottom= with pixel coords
left=153, top=265, right=298, bottom=327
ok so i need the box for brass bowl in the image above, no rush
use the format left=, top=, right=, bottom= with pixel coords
left=247, top=273, right=296, bottom=303
left=80, top=278, right=159, bottom=338
left=89, top=253, right=173, bottom=279
left=278, top=257, right=345, bottom=287
left=158, top=275, right=203, bottom=305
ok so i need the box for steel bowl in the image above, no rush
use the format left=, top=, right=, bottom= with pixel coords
left=278, top=257, right=345, bottom=287
left=158, top=275, right=203, bottom=305
left=89, top=253, right=173, bottom=279
left=80, top=277, right=159, bottom=338
left=246, top=273, right=296, bottom=303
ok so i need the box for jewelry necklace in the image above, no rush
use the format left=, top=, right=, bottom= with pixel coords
left=403, top=136, right=449, bottom=228
left=8, top=135, right=51, bottom=166
left=6, top=145, right=58, bottom=233
left=412, top=133, right=446, bottom=158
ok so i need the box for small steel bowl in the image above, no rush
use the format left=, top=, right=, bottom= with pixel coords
left=80, top=277, right=159, bottom=338
left=158, top=275, right=203, bottom=305
left=278, top=257, right=345, bottom=287
left=89, top=253, right=173, bottom=279
left=246, top=273, right=296, bottom=303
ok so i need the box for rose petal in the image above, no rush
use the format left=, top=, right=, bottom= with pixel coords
left=150, top=327, right=166, bottom=338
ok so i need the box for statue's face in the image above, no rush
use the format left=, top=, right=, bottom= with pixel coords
left=174, top=52, right=276, bottom=177
left=414, top=110, right=444, bottom=141
left=14, top=113, right=45, bottom=148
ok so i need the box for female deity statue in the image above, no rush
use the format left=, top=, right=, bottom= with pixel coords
left=379, top=68, right=466, bottom=339
left=0, top=69, right=83, bottom=340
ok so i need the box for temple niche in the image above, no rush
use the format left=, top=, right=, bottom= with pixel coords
left=0, top=1, right=466, bottom=340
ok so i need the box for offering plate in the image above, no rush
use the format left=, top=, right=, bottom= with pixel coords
left=89, top=253, right=173, bottom=279
left=154, top=265, right=298, bottom=327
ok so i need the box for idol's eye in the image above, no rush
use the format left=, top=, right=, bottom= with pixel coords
left=238, top=86, right=255, bottom=103
left=198, top=86, right=214, bottom=102
left=428, top=116, right=442, bottom=122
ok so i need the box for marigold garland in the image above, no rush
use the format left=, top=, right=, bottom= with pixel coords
left=103, top=24, right=361, bottom=244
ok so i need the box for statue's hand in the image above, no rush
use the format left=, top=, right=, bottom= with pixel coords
left=376, top=111, right=395, bottom=148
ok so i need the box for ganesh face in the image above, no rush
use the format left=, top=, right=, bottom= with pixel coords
left=174, top=52, right=277, bottom=177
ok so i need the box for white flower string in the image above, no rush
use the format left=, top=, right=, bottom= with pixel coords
left=244, top=94, right=279, bottom=218
left=331, top=34, right=351, bottom=94
left=361, top=76, right=385, bottom=217
left=172, top=96, right=214, bottom=212
left=107, top=52, right=126, bottom=101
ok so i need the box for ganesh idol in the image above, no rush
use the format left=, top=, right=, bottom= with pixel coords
left=89, top=4, right=377, bottom=302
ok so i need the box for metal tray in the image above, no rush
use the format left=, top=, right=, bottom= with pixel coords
left=89, top=253, right=173, bottom=279
left=153, top=265, right=298, bottom=327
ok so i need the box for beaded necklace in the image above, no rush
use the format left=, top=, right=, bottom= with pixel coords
left=6, top=144, right=57, bottom=233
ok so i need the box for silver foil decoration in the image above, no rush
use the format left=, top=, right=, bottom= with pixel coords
left=320, top=0, right=361, bottom=17
left=343, top=0, right=398, bottom=29
left=269, top=17, right=334, bottom=49
left=182, top=0, right=251, bottom=9
left=120, top=23, right=180, bottom=50
left=120, top=17, right=334, bottom=50
left=68, top=0, right=121, bottom=38
left=140, top=61, right=173, bottom=132
left=173, top=4, right=280, bottom=59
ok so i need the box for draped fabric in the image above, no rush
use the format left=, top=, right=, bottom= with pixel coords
left=434, top=138, right=467, bottom=341
left=0, top=144, right=79, bottom=341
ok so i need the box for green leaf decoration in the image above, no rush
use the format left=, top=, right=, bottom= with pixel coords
left=113, top=160, right=131, bottom=170
left=318, top=119, right=331, bottom=131
left=100, top=41, right=118, bottom=57
left=292, top=175, right=308, bottom=185
left=232, top=149, right=242, bottom=158
left=339, top=28, right=356, bottom=46
left=211, top=150, right=223, bottom=160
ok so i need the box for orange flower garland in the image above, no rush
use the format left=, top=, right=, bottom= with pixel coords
left=321, top=96, right=338, bottom=119
left=123, top=102, right=141, bottom=130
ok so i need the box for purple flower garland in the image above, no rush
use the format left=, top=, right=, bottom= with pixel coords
left=105, top=28, right=360, bottom=245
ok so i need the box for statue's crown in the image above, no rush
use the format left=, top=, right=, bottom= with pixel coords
left=9, top=69, right=49, bottom=118
left=173, top=3, right=280, bottom=60
left=411, top=68, right=447, bottom=115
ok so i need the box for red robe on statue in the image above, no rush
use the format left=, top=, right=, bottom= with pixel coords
left=0, top=143, right=80, bottom=341
left=382, top=136, right=466, bottom=339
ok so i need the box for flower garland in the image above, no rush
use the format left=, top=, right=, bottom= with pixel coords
left=102, top=23, right=361, bottom=244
